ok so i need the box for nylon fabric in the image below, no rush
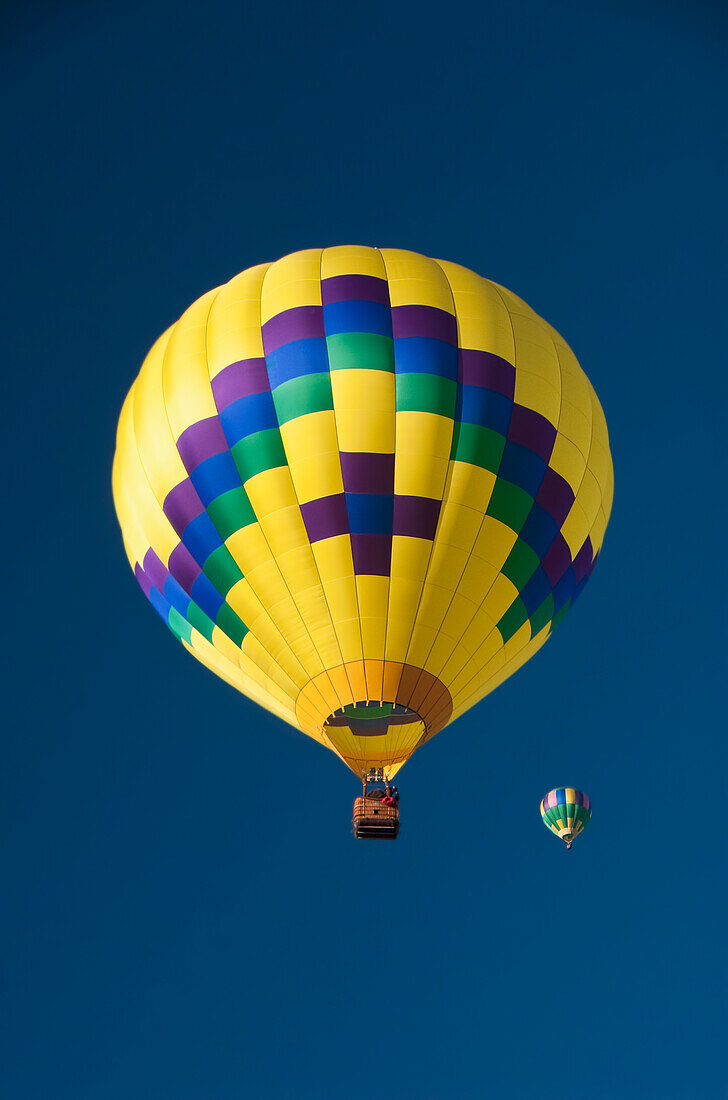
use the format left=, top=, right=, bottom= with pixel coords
left=112, top=247, right=613, bottom=777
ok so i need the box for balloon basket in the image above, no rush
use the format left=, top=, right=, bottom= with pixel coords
left=352, top=796, right=400, bottom=840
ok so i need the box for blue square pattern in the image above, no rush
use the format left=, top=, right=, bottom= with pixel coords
left=345, top=492, right=394, bottom=535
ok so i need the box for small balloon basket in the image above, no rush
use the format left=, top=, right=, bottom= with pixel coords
left=352, top=796, right=400, bottom=840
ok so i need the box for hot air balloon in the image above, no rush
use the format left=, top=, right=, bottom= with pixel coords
left=112, top=247, right=613, bottom=838
left=540, top=787, right=591, bottom=848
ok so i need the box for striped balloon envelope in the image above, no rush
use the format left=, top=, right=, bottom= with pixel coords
left=112, top=247, right=613, bottom=779
left=540, top=787, right=592, bottom=847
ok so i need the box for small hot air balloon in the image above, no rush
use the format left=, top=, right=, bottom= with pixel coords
left=540, top=788, right=591, bottom=848
left=112, top=247, right=613, bottom=837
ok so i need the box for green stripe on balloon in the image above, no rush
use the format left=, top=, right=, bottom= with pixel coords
left=450, top=423, right=506, bottom=473
left=326, top=332, right=394, bottom=372
left=231, top=429, right=287, bottom=482
left=395, top=373, right=456, bottom=415
left=273, top=373, right=334, bottom=424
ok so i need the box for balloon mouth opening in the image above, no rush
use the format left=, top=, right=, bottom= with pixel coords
left=324, top=700, right=422, bottom=737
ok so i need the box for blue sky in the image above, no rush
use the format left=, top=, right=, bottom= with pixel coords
left=2, top=2, right=725, bottom=1097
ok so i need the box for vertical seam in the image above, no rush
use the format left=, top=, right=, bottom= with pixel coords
left=200, top=267, right=311, bottom=687
left=379, top=251, right=457, bottom=726
left=256, top=252, right=351, bottom=724
left=402, top=270, right=519, bottom=729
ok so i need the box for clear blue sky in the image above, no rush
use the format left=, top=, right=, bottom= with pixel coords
left=2, top=2, right=725, bottom=1097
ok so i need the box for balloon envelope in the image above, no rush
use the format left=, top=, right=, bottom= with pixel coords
left=540, top=787, right=592, bottom=845
left=112, top=247, right=613, bottom=777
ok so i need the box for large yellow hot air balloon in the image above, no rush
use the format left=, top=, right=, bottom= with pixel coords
left=112, top=247, right=613, bottom=785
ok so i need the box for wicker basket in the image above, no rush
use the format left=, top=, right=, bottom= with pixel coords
left=353, top=796, right=400, bottom=840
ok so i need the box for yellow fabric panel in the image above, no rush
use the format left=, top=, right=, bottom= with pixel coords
left=239, top=632, right=300, bottom=702
left=391, top=404, right=453, bottom=664
left=457, top=557, right=499, bottom=604
left=132, top=332, right=188, bottom=501
left=181, top=632, right=299, bottom=731
left=456, top=648, right=507, bottom=708
left=245, top=466, right=299, bottom=518
left=225, top=522, right=277, bottom=572
left=180, top=633, right=243, bottom=691
left=444, top=637, right=498, bottom=702
left=439, top=592, right=481, bottom=647
left=250, top=447, right=356, bottom=677
left=588, top=434, right=612, bottom=504
left=262, top=600, right=326, bottom=673
left=397, top=541, right=465, bottom=668
left=394, top=445, right=449, bottom=499
left=283, top=424, right=344, bottom=504
left=396, top=410, right=452, bottom=463
left=113, top=387, right=177, bottom=567
left=206, top=263, right=270, bottom=378
left=311, top=535, right=355, bottom=585
left=564, top=788, right=576, bottom=803
left=257, top=505, right=312, bottom=558
left=549, top=433, right=586, bottom=491
left=162, top=289, right=221, bottom=435
left=472, top=517, right=519, bottom=569
left=513, top=369, right=561, bottom=427
left=235, top=561, right=298, bottom=632
left=380, top=248, right=455, bottom=311
left=389, top=536, right=433, bottom=580
left=458, top=609, right=500, bottom=666
left=425, top=599, right=479, bottom=677
left=395, top=411, right=453, bottom=497
left=602, top=462, right=615, bottom=522
left=426, top=637, right=469, bottom=683
left=482, top=574, right=520, bottom=624
left=260, top=248, right=323, bottom=324
left=385, top=538, right=435, bottom=663
left=209, top=626, right=247, bottom=669
left=331, top=368, right=395, bottom=452
left=452, top=623, right=550, bottom=719
left=435, top=262, right=516, bottom=361
left=561, top=500, right=592, bottom=558
left=489, top=280, right=541, bottom=319
left=404, top=628, right=439, bottom=671
left=225, top=579, right=307, bottom=688
left=403, top=455, right=495, bottom=687
left=280, top=409, right=340, bottom=457
left=225, top=524, right=324, bottom=678
left=417, top=546, right=500, bottom=684
left=327, top=617, right=363, bottom=664
left=574, top=468, right=602, bottom=531
left=556, top=334, right=591, bottom=395
left=422, top=541, right=470, bottom=596
left=237, top=656, right=305, bottom=724
left=217, top=475, right=336, bottom=684
left=590, top=505, right=609, bottom=554
left=357, top=575, right=389, bottom=658
left=334, top=410, right=394, bottom=453
left=442, top=461, right=497, bottom=510
left=436, top=500, right=485, bottom=553
left=320, top=244, right=386, bottom=280
left=311, top=541, right=363, bottom=660
left=589, top=383, right=610, bottom=456
left=276, top=543, right=340, bottom=611
left=511, top=310, right=562, bottom=394
left=558, top=399, right=593, bottom=462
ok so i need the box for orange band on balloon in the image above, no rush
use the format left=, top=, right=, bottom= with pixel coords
left=295, top=661, right=453, bottom=739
